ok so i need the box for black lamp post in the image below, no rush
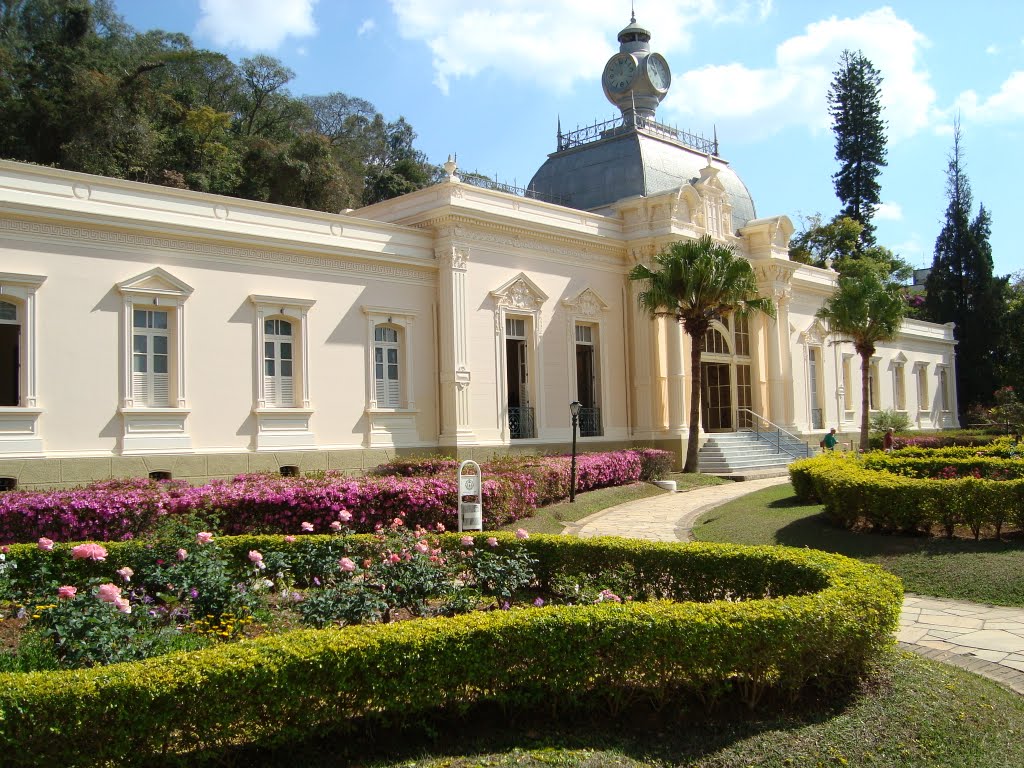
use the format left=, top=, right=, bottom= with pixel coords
left=569, top=401, right=582, bottom=502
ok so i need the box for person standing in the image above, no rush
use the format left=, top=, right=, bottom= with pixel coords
left=883, top=427, right=895, bottom=453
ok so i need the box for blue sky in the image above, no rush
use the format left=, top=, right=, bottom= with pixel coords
left=116, top=1, right=1024, bottom=277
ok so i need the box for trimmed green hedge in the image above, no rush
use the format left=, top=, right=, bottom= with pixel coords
left=789, top=453, right=1024, bottom=538
left=0, top=534, right=901, bottom=767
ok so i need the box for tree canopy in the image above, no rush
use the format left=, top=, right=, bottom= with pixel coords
left=828, top=50, right=887, bottom=248
left=0, top=0, right=435, bottom=210
left=923, top=122, right=1003, bottom=416
left=629, top=235, right=774, bottom=472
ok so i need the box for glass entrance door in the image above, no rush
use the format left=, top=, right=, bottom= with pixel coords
left=700, top=362, right=732, bottom=431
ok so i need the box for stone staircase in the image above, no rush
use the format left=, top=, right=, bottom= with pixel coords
left=697, top=430, right=814, bottom=475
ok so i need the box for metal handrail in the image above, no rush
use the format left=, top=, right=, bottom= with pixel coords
left=736, top=408, right=812, bottom=458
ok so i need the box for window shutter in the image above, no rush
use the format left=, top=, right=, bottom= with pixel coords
left=264, top=374, right=277, bottom=406
left=132, top=372, right=147, bottom=404
left=152, top=373, right=170, bottom=406
left=280, top=374, right=294, bottom=406
left=386, top=376, right=400, bottom=408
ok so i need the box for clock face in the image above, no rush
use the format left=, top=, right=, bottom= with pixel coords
left=603, top=54, right=637, bottom=93
left=646, top=54, right=671, bottom=91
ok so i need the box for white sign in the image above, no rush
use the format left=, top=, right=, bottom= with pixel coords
left=457, top=460, right=483, bottom=532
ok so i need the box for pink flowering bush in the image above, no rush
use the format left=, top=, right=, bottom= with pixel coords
left=0, top=450, right=665, bottom=544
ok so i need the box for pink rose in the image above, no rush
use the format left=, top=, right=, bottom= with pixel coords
left=97, top=583, right=122, bottom=603
left=116, top=567, right=133, bottom=582
left=391, top=517, right=404, bottom=529
left=57, top=585, right=77, bottom=600
left=435, top=523, right=446, bottom=532
left=301, top=521, right=314, bottom=532
left=196, top=531, right=214, bottom=545
left=248, top=550, right=263, bottom=563
left=338, top=510, right=352, bottom=522
left=338, top=557, right=356, bottom=572
left=176, top=548, right=188, bottom=561
left=515, top=528, right=529, bottom=540
left=37, top=537, right=54, bottom=551
left=388, top=553, right=400, bottom=563
left=113, top=596, right=132, bottom=614
left=460, top=536, right=474, bottom=547
left=486, top=537, right=498, bottom=547
left=284, top=535, right=296, bottom=543
left=329, top=521, right=342, bottom=532
left=71, top=543, right=108, bottom=561
left=1, top=545, right=8, bottom=554
left=533, top=597, right=545, bottom=607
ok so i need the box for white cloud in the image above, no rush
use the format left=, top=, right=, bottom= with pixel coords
left=665, top=7, right=937, bottom=143
left=954, top=71, right=1024, bottom=124
left=875, top=202, right=904, bottom=221
left=196, top=0, right=318, bottom=51
left=357, top=18, right=377, bottom=36
left=387, top=0, right=770, bottom=95
left=986, top=44, right=1000, bottom=55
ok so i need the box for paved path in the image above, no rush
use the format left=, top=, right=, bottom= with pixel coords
left=564, top=478, right=1024, bottom=695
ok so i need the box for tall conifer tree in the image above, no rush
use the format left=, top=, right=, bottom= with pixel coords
left=924, top=122, right=1002, bottom=415
left=828, top=50, right=887, bottom=247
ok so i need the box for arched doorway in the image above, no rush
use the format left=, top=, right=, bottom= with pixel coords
left=699, top=316, right=754, bottom=432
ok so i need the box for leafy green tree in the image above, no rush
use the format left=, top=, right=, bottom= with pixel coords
left=816, top=271, right=905, bottom=451
left=789, top=214, right=910, bottom=281
left=923, top=123, right=1003, bottom=416
left=828, top=50, right=887, bottom=247
left=629, top=235, right=775, bottom=472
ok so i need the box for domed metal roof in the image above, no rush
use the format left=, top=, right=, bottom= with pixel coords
left=528, top=128, right=756, bottom=228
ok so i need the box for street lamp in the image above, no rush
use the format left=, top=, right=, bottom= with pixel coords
left=569, top=401, right=582, bottom=503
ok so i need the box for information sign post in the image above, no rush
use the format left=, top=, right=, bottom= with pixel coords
left=457, top=460, right=483, bottom=531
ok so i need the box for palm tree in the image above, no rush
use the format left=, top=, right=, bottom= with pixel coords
left=816, top=271, right=906, bottom=451
left=629, top=236, right=775, bottom=472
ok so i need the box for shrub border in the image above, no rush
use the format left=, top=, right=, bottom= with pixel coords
left=789, top=453, right=1024, bottom=537
left=0, top=534, right=901, bottom=766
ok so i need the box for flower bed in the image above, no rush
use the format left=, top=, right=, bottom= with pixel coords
left=789, top=452, right=1024, bottom=538
left=0, top=449, right=674, bottom=545
left=0, top=532, right=900, bottom=767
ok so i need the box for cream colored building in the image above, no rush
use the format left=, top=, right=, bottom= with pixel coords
left=0, top=19, right=958, bottom=489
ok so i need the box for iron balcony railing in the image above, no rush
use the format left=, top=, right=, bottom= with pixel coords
left=557, top=113, right=719, bottom=156
left=578, top=406, right=602, bottom=438
left=509, top=406, right=536, bottom=440
left=737, top=408, right=812, bottom=459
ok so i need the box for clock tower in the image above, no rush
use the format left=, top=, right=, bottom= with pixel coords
left=601, top=14, right=671, bottom=123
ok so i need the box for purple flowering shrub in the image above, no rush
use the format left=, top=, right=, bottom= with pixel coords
left=0, top=450, right=661, bottom=545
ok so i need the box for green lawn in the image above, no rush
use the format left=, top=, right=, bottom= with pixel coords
left=501, top=473, right=726, bottom=535
left=693, top=484, right=1024, bottom=607
left=198, top=649, right=1024, bottom=768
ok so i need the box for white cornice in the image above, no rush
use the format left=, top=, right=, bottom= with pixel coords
left=0, top=216, right=437, bottom=286
left=0, top=159, right=434, bottom=270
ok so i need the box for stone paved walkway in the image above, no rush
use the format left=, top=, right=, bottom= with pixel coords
left=563, top=477, right=1024, bottom=695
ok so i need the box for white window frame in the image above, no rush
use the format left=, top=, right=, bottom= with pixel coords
left=249, top=295, right=316, bottom=452
left=261, top=317, right=297, bottom=408
left=893, top=362, right=906, bottom=411
left=491, top=274, right=548, bottom=442
left=0, top=273, right=46, bottom=455
left=131, top=308, right=172, bottom=407
left=362, top=307, right=416, bottom=412
left=117, top=268, right=193, bottom=454
left=842, top=353, right=855, bottom=414
left=939, top=366, right=952, bottom=412
left=868, top=357, right=881, bottom=411
left=915, top=362, right=929, bottom=412
left=117, top=268, right=192, bottom=410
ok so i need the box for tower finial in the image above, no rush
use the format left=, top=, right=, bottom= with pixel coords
left=631, top=2, right=636, bottom=23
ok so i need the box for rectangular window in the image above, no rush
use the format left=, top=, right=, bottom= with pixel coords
left=917, top=365, right=929, bottom=410
left=734, top=315, right=750, bottom=357
left=940, top=368, right=951, bottom=412
left=842, top=355, right=854, bottom=412
left=131, top=309, right=170, bottom=406
left=894, top=364, right=906, bottom=411
left=506, top=317, right=526, bottom=339
left=505, top=315, right=534, bottom=438
left=574, top=323, right=601, bottom=437
left=868, top=360, right=880, bottom=411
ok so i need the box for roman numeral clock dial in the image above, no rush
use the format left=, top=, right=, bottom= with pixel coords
left=602, top=53, right=637, bottom=93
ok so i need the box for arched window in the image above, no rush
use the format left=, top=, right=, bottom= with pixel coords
left=373, top=324, right=401, bottom=408
left=263, top=317, right=295, bottom=407
left=701, top=325, right=730, bottom=354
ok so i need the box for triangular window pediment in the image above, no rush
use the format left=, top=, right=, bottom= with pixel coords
left=802, top=319, right=827, bottom=346
left=117, top=267, right=193, bottom=299
left=490, top=273, right=548, bottom=311
left=561, top=287, right=609, bottom=317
